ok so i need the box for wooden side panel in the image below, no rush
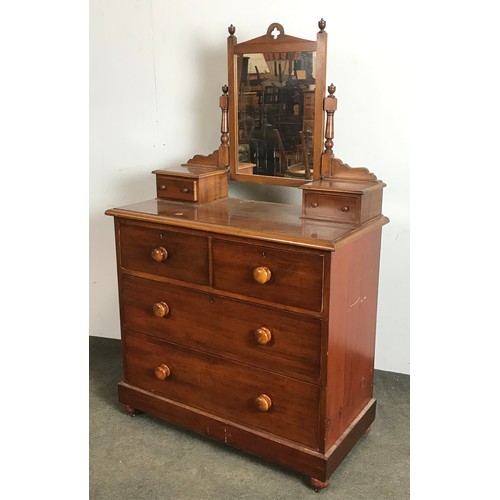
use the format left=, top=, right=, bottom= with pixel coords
left=324, top=228, right=382, bottom=450
left=198, top=173, right=228, bottom=203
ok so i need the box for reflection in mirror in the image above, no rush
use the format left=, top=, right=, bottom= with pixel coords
left=236, top=51, right=316, bottom=179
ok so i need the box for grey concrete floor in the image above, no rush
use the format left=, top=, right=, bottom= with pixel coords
left=90, top=337, right=409, bottom=499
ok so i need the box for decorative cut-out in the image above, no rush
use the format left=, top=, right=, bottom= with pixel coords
left=271, top=27, right=281, bottom=39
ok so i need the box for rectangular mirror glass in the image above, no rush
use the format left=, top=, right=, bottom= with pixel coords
left=236, top=51, right=316, bottom=179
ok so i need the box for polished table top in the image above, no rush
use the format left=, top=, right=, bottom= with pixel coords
left=106, top=197, right=388, bottom=251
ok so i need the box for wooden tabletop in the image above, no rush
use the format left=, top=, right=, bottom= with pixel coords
left=105, top=198, right=389, bottom=251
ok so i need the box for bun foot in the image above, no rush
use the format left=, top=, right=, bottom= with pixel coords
left=123, top=404, right=140, bottom=416
left=310, top=477, right=330, bottom=492
left=364, top=425, right=372, bottom=434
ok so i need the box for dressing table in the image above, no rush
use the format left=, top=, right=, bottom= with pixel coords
left=106, top=20, right=388, bottom=490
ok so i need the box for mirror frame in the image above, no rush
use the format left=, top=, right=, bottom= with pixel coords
left=227, top=22, right=327, bottom=187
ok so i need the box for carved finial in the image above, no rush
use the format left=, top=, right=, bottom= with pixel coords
left=222, top=85, right=228, bottom=95
left=318, top=19, right=326, bottom=32
left=228, top=24, right=236, bottom=36
left=328, top=83, right=336, bottom=96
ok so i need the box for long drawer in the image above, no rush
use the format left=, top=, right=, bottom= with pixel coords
left=212, top=239, right=324, bottom=312
left=123, top=331, right=320, bottom=449
left=120, top=275, right=321, bottom=382
left=118, top=222, right=209, bottom=285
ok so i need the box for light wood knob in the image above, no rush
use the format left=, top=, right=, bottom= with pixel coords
left=341, top=206, right=349, bottom=212
left=153, top=301, right=170, bottom=318
left=154, top=364, right=171, bottom=380
left=255, top=327, right=272, bottom=345
left=310, top=201, right=319, bottom=208
left=255, top=394, right=272, bottom=412
left=151, top=246, right=168, bottom=262
left=253, top=266, right=272, bottom=284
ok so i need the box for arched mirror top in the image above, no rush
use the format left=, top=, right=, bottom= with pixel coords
left=227, top=20, right=328, bottom=187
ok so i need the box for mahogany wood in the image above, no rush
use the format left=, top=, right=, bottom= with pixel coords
left=117, top=383, right=375, bottom=482
left=123, top=330, right=320, bottom=448
left=324, top=228, right=382, bottom=449
left=212, top=238, right=324, bottom=311
left=227, top=21, right=327, bottom=185
left=106, top=199, right=389, bottom=251
left=301, top=180, right=385, bottom=224
left=118, top=222, right=209, bottom=285
left=154, top=168, right=228, bottom=203
left=106, top=18, right=387, bottom=491
left=120, top=273, right=322, bottom=382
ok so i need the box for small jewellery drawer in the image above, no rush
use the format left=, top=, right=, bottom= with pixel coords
left=119, top=223, right=209, bottom=285
left=302, top=193, right=359, bottom=224
left=212, top=239, right=324, bottom=312
left=156, top=175, right=197, bottom=202
left=120, top=275, right=321, bottom=382
left=123, top=331, right=320, bottom=449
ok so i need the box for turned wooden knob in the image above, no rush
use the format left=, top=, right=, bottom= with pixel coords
left=253, top=266, right=271, bottom=284
left=255, top=327, right=272, bottom=345
left=154, top=363, right=171, bottom=380
left=181, top=187, right=189, bottom=193
left=341, top=206, right=349, bottom=212
left=310, top=201, right=319, bottom=208
left=255, top=394, right=272, bottom=412
left=151, top=246, right=168, bottom=262
left=153, top=301, right=170, bottom=318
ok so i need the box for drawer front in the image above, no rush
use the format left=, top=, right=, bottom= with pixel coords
left=212, top=239, right=324, bottom=312
left=303, top=192, right=360, bottom=223
left=121, top=275, right=321, bottom=382
left=123, top=331, right=320, bottom=449
left=156, top=175, right=197, bottom=201
left=119, top=223, right=209, bottom=285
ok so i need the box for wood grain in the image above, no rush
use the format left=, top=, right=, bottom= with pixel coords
left=123, top=330, right=320, bottom=449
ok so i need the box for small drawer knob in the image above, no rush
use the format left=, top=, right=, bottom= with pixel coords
left=151, top=246, right=168, bottom=262
left=154, top=364, right=171, bottom=380
left=255, top=327, right=272, bottom=345
left=310, top=201, right=319, bottom=208
left=153, top=301, right=170, bottom=318
left=253, top=266, right=272, bottom=284
left=341, top=206, right=349, bottom=212
left=181, top=187, right=190, bottom=193
left=255, top=394, right=272, bottom=412
left=159, top=184, right=166, bottom=190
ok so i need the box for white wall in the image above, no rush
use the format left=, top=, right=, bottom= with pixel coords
left=90, top=0, right=410, bottom=374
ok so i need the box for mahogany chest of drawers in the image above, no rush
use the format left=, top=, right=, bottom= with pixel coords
left=106, top=197, right=388, bottom=488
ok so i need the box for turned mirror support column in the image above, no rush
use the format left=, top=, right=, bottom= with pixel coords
left=219, top=85, right=229, bottom=167
left=320, top=84, right=337, bottom=178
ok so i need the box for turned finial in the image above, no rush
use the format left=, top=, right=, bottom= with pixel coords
left=318, top=19, right=326, bottom=32
left=228, top=24, right=236, bottom=36
left=222, top=85, right=228, bottom=95
left=328, top=84, right=336, bottom=96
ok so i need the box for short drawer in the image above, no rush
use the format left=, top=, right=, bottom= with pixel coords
left=156, top=175, right=197, bottom=201
left=303, top=192, right=360, bottom=224
left=120, top=275, right=321, bottom=382
left=119, top=223, right=209, bottom=285
left=123, top=331, right=320, bottom=449
left=212, top=239, right=324, bottom=312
